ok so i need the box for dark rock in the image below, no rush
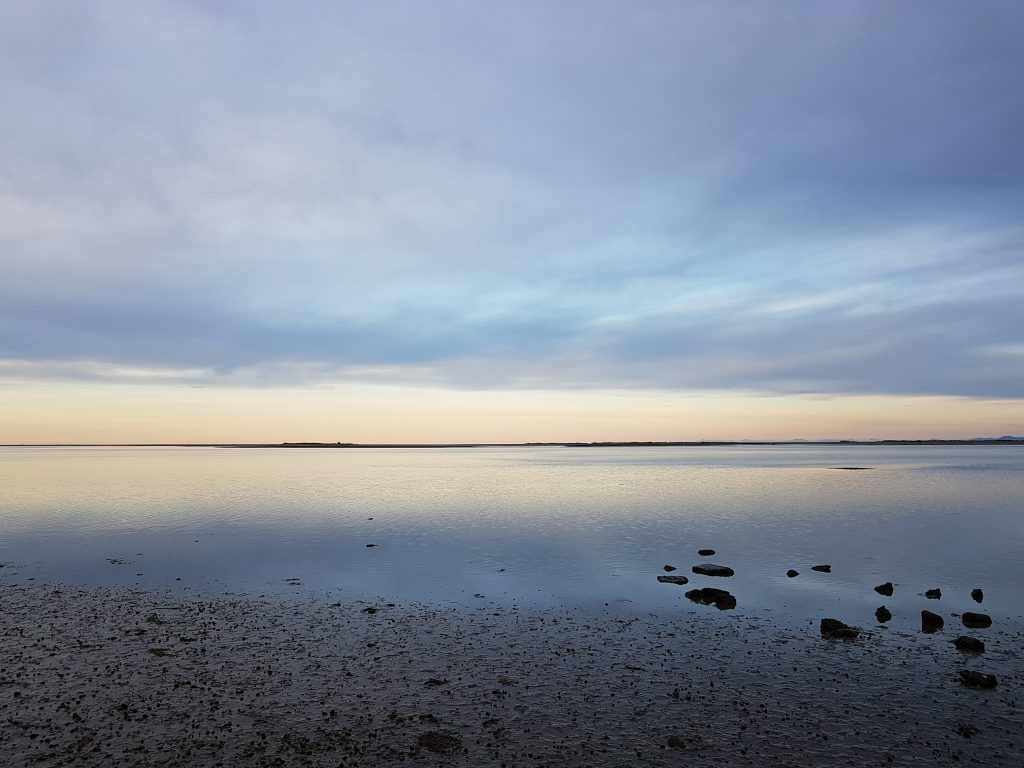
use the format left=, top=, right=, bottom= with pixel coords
left=925, top=588, right=941, bottom=599
left=956, top=723, right=980, bottom=738
left=666, top=734, right=687, bottom=750
left=953, top=636, right=985, bottom=653
left=875, top=606, right=892, bottom=623
left=921, top=610, right=944, bottom=633
left=662, top=564, right=677, bottom=572
left=657, top=575, right=689, bottom=585
left=417, top=731, right=462, bottom=753
left=971, top=588, right=984, bottom=603
left=811, top=565, right=831, bottom=573
left=366, top=543, right=377, bottom=548
left=874, top=582, right=894, bottom=596
left=958, top=670, right=997, bottom=690
left=786, top=569, right=799, bottom=578
left=697, top=549, right=716, bottom=556
left=684, top=587, right=736, bottom=610
left=691, top=563, right=734, bottom=577
left=962, top=612, right=992, bottom=629
left=820, top=618, right=859, bottom=640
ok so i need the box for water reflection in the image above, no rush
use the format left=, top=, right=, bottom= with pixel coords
left=1, top=445, right=1022, bottom=632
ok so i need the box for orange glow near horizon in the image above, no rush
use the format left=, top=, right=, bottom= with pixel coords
left=0, top=381, right=1020, bottom=444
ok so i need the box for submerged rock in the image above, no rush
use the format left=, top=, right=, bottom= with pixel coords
left=662, top=564, right=677, bottom=572
left=925, top=588, right=942, bottom=599
left=962, top=612, right=992, bottom=629
left=697, top=548, right=716, bottom=556
left=691, top=563, right=734, bottom=577
left=820, top=618, right=859, bottom=640
left=684, top=587, right=736, bottom=610
left=417, top=731, right=462, bottom=753
left=786, top=569, right=799, bottom=578
left=874, top=582, right=894, bottom=596
left=666, top=734, right=687, bottom=750
left=954, top=636, right=985, bottom=653
left=958, top=670, right=997, bottom=690
left=875, top=606, right=892, bottom=623
left=921, top=610, right=944, bottom=633
left=657, top=574, right=689, bottom=585
left=811, top=565, right=831, bottom=573
left=971, top=588, right=984, bottom=603
left=956, top=723, right=981, bottom=739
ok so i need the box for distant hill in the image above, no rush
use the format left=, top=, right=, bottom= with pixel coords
left=971, top=436, right=1024, bottom=442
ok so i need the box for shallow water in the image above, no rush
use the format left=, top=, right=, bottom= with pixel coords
left=1, top=445, right=1022, bottom=632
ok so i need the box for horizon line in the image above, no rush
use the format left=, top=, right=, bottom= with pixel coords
left=3, top=438, right=1024, bottom=449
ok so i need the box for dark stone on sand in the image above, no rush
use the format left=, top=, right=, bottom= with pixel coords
left=691, top=563, right=734, bottom=577
left=958, top=670, right=997, bottom=690
left=875, top=606, right=892, bottom=623
left=925, top=588, right=941, bottom=599
left=786, top=569, right=799, bottom=578
left=874, top=582, right=894, bottom=596
left=417, top=731, right=462, bottom=753
left=697, top=549, right=715, bottom=556
left=663, top=564, right=677, bottom=572
left=811, top=565, right=831, bottom=573
left=962, top=612, right=992, bottom=629
left=685, top=587, right=736, bottom=610
left=657, top=574, right=689, bottom=585
left=820, top=618, right=859, bottom=640
left=971, top=588, right=984, bottom=603
left=921, top=610, right=944, bottom=633
left=954, top=636, right=985, bottom=653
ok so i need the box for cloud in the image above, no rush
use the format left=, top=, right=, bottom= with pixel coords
left=1, top=1, right=1022, bottom=401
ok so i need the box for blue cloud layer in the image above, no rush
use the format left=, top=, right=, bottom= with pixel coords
left=1, top=2, right=1022, bottom=398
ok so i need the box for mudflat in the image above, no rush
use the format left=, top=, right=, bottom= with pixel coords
left=2, top=583, right=1020, bottom=767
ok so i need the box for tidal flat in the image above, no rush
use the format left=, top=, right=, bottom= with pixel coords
left=2, top=582, right=1021, bottom=767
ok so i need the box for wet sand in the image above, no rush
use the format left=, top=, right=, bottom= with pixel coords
left=2, top=583, right=1021, bottom=767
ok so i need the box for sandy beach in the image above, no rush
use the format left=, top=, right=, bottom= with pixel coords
left=2, top=582, right=1020, bottom=767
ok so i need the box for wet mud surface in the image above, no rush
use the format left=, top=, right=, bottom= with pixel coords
left=1, top=583, right=1021, bottom=767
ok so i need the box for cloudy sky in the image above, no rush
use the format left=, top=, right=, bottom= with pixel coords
left=2, top=1, right=1022, bottom=442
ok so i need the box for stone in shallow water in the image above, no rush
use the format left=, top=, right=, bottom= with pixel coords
left=697, top=548, right=715, bottom=556
left=786, top=569, right=799, bottom=578
left=417, top=731, right=462, bottom=753
left=811, top=564, right=831, bottom=573
left=958, top=670, right=997, bottom=689
left=962, top=612, right=992, bottom=629
left=691, top=563, right=734, bottom=577
left=820, top=618, right=859, bottom=640
left=662, top=564, right=677, bottom=572
left=971, top=588, right=984, bottom=603
left=921, top=610, right=944, bottom=633
left=925, top=588, right=941, bottom=599
left=657, top=574, right=689, bottom=585
left=874, top=582, right=894, bottom=596
left=875, top=606, right=892, bottom=623
left=684, top=587, right=736, bottom=610
left=953, top=636, right=985, bottom=653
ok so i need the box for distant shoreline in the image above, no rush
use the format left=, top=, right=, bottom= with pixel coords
left=3, top=439, right=1023, bottom=448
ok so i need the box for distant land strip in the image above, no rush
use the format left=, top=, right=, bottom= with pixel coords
left=3, top=439, right=1023, bottom=448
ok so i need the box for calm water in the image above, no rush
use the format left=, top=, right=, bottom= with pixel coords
left=1, top=445, right=1022, bottom=630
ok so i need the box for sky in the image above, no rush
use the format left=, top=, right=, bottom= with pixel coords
left=1, top=1, right=1023, bottom=443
